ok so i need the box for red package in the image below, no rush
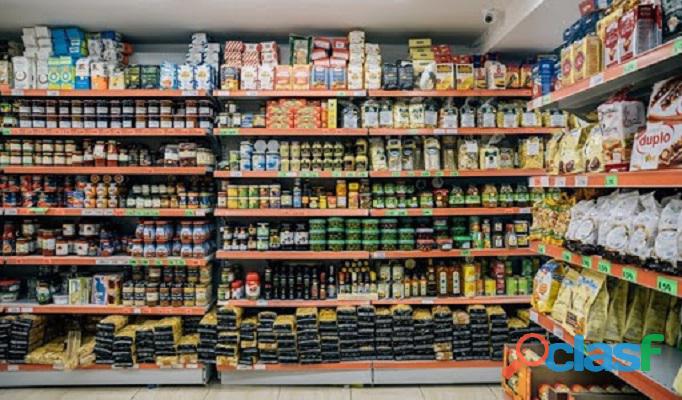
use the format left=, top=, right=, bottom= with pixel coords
left=313, top=37, right=331, bottom=49
left=260, top=41, right=278, bottom=52
left=224, top=41, right=244, bottom=53
left=311, top=48, right=329, bottom=61
left=332, top=38, right=348, bottom=49
left=313, top=58, right=331, bottom=66
left=332, top=48, right=349, bottom=60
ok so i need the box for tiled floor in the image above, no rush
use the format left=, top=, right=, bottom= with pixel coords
left=0, top=384, right=503, bottom=400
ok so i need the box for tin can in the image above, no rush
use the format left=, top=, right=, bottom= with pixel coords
left=506, top=276, right=519, bottom=296
left=266, top=152, right=280, bottom=171
left=484, top=278, right=496, bottom=297
left=463, top=264, right=477, bottom=297
left=238, top=197, right=248, bottom=209
left=252, top=152, right=265, bottom=171
left=518, top=276, right=530, bottom=295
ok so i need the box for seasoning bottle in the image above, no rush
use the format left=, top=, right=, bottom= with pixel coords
left=411, top=274, right=419, bottom=298
left=293, top=179, right=302, bottom=208
left=263, top=266, right=273, bottom=300
left=426, top=262, right=437, bottom=296
left=505, top=224, right=518, bottom=248
left=437, top=261, right=449, bottom=297
left=327, top=265, right=337, bottom=299
left=419, top=274, right=428, bottom=297
left=450, top=263, right=462, bottom=296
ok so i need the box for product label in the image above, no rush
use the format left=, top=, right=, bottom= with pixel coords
left=622, top=268, right=637, bottom=283
left=562, top=250, right=572, bottom=262
left=597, top=259, right=612, bottom=275
left=581, top=256, right=592, bottom=269
left=623, top=60, right=638, bottom=74
left=605, top=175, right=619, bottom=187
left=657, top=277, right=678, bottom=296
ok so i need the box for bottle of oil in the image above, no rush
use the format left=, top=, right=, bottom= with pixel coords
left=437, top=261, right=449, bottom=297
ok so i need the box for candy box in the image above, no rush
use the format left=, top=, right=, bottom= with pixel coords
left=258, top=64, right=275, bottom=90
left=275, top=65, right=292, bottom=90
left=289, top=34, right=311, bottom=65
left=436, top=63, right=454, bottom=90
left=329, top=66, right=347, bottom=90
left=13, top=56, right=34, bottom=89
left=240, top=65, right=259, bottom=90
left=59, top=57, right=75, bottom=90
left=455, top=64, right=474, bottom=90
left=603, top=15, right=620, bottom=68
left=92, top=274, right=122, bottom=305
left=311, top=65, right=329, bottom=89
left=220, top=65, right=239, bottom=90
left=409, top=38, right=432, bottom=48
left=630, top=122, right=681, bottom=170
left=572, top=35, right=602, bottom=82
left=141, top=65, right=160, bottom=89
left=35, top=60, right=48, bottom=89
left=648, top=76, right=682, bottom=120
left=159, top=62, right=177, bottom=90
left=109, top=69, right=125, bottom=89
left=75, top=57, right=91, bottom=89
left=619, top=4, right=660, bottom=62
left=663, top=0, right=682, bottom=40
left=292, top=64, right=311, bottom=90
left=68, top=277, right=91, bottom=305
left=195, top=64, right=214, bottom=90
left=597, top=98, right=646, bottom=170
left=365, top=63, right=382, bottom=89
left=560, top=45, right=574, bottom=87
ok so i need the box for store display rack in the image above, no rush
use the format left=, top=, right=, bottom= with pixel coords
left=370, top=169, right=545, bottom=178
left=0, top=88, right=207, bottom=97
left=528, top=170, right=682, bottom=188
left=531, top=241, right=682, bottom=298
left=529, top=38, right=682, bottom=112
left=1, top=208, right=211, bottom=217
left=2, top=255, right=212, bottom=266
left=1, top=128, right=207, bottom=137
left=216, top=249, right=534, bottom=261
left=219, top=295, right=530, bottom=308
left=369, top=207, right=531, bottom=217
left=530, top=310, right=682, bottom=400
left=217, top=360, right=501, bottom=385
left=0, top=302, right=211, bottom=316
left=0, top=363, right=208, bottom=387
left=368, top=128, right=559, bottom=136
left=1, top=166, right=210, bottom=175
left=213, top=170, right=369, bottom=179
left=214, top=128, right=367, bottom=137
left=214, top=207, right=531, bottom=218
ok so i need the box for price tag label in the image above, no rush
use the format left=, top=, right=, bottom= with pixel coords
left=130, top=259, right=138, bottom=266
left=20, top=307, right=33, bottom=313
left=96, top=258, right=112, bottom=265
left=538, top=244, right=546, bottom=254
left=1, top=128, right=11, bottom=135
left=674, top=38, right=682, bottom=55
left=229, top=171, right=242, bottom=178
left=605, top=175, right=619, bottom=187
left=541, top=94, right=552, bottom=106
left=623, top=60, right=638, bottom=74
left=553, top=326, right=564, bottom=339
left=154, top=259, right=163, bottom=266
left=597, top=259, right=612, bottom=275
left=421, top=209, right=433, bottom=216
left=29, top=207, right=48, bottom=214
left=539, top=176, right=550, bottom=187
left=387, top=209, right=408, bottom=217
left=589, top=73, right=605, bottom=88
left=4, top=208, right=18, bottom=215
left=256, top=299, right=268, bottom=306
left=6, top=307, right=20, bottom=313
left=10, top=89, right=24, bottom=96
left=181, top=90, right=199, bottom=96
left=657, top=276, right=678, bottom=296
left=421, top=298, right=435, bottom=305
left=132, top=308, right=142, bottom=314
left=461, top=250, right=472, bottom=257
left=183, top=209, right=196, bottom=217
left=245, top=91, right=258, bottom=97
left=391, top=171, right=401, bottom=177
left=562, top=250, right=572, bottom=262
left=554, top=177, right=566, bottom=188
left=581, top=256, right=593, bottom=269
left=421, top=171, right=432, bottom=177
left=219, top=128, right=240, bottom=136
left=336, top=91, right=347, bottom=97
left=236, top=364, right=251, bottom=370
left=529, top=310, right=539, bottom=323
left=574, top=176, right=588, bottom=187
left=186, top=363, right=199, bottom=369
left=46, top=90, right=60, bottom=97
left=519, top=207, right=531, bottom=214
left=373, top=252, right=386, bottom=259
left=7, top=365, right=19, bottom=372
left=82, top=209, right=105, bottom=216
left=433, top=129, right=445, bottom=135
left=622, top=268, right=637, bottom=283
left=140, top=259, right=150, bottom=266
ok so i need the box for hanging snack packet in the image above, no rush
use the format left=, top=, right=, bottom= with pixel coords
left=623, top=286, right=652, bottom=343
left=532, top=260, right=565, bottom=313
left=604, top=279, right=629, bottom=343
left=550, top=267, right=581, bottom=328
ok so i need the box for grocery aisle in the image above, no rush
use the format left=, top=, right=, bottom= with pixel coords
left=0, top=384, right=503, bottom=400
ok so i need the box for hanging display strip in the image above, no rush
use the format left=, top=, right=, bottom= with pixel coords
left=369, top=207, right=531, bottom=217
left=368, top=128, right=559, bottom=136
left=215, top=209, right=368, bottom=217
left=0, top=303, right=211, bottom=315
left=531, top=241, right=682, bottom=298
left=2, top=255, right=212, bottom=266
left=219, top=296, right=530, bottom=308
left=0, top=363, right=207, bottom=386
left=1, top=128, right=207, bottom=137
left=530, top=310, right=682, bottom=400
left=528, top=171, right=682, bottom=188
left=216, top=249, right=533, bottom=260
left=1, top=208, right=212, bottom=217
left=370, top=169, right=545, bottom=178
left=214, top=128, right=368, bottom=136
left=528, top=38, right=682, bottom=111
left=368, top=89, right=532, bottom=97
left=213, top=90, right=367, bottom=98
left=0, top=88, right=208, bottom=97
left=214, top=170, right=369, bottom=179
left=371, top=249, right=536, bottom=259
left=1, top=166, right=211, bottom=175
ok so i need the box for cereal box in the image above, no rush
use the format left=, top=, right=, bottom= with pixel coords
left=455, top=64, right=474, bottom=90
left=275, top=65, right=292, bottom=90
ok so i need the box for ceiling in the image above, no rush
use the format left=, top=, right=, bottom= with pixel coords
left=0, top=0, right=578, bottom=52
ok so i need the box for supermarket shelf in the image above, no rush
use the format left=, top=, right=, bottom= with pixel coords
left=0, top=363, right=207, bottom=386
left=370, top=169, right=545, bottom=178
left=0, top=302, right=211, bottom=316
left=214, top=170, right=368, bottom=179
left=214, top=127, right=368, bottom=136
left=1, top=166, right=210, bottom=175
left=1, top=207, right=211, bottom=217
left=368, top=89, right=532, bottom=98
left=3, top=255, right=213, bottom=266
left=216, top=250, right=370, bottom=260
left=528, top=38, right=682, bottom=112
left=371, top=248, right=536, bottom=259
left=531, top=241, right=682, bottom=298
left=531, top=310, right=682, bottom=400
left=371, top=296, right=531, bottom=306
left=212, top=89, right=367, bottom=98
left=369, top=207, right=531, bottom=217
left=528, top=170, right=682, bottom=188
left=218, top=362, right=372, bottom=385
left=372, top=360, right=501, bottom=384
left=369, top=127, right=559, bottom=136
left=0, top=88, right=208, bottom=97
left=218, top=299, right=371, bottom=307
left=1, top=128, right=207, bottom=137
left=215, top=208, right=368, bottom=217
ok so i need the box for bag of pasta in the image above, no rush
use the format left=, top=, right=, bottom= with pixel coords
left=557, top=126, right=589, bottom=175
left=457, top=137, right=479, bottom=170
left=545, top=131, right=563, bottom=175
left=583, top=124, right=605, bottom=173
left=623, top=286, right=651, bottom=343
left=519, top=136, right=544, bottom=169
left=550, top=267, right=580, bottom=327
left=604, top=279, right=629, bottom=343
left=532, top=260, right=564, bottom=313
left=665, top=298, right=681, bottom=347
left=565, top=270, right=607, bottom=341
left=643, top=290, right=671, bottom=338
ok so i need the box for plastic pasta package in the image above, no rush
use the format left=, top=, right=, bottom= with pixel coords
left=549, top=267, right=580, bottom=327
left=519, top=136, right=544, bottom=169
left=531, top=260, right=564, bottom=313
left=623, top=285, right=651, bottom=343
left=544, top=132, right=563, bottom=175
left=642, top=290, right=671, bottom=338
left=565, top=270, right=608, bottom=341
left=476, top=99, right=496, bottom=128
left=557, top=126, right=588, bottom=174
left=457, top=138, right=479, bottom=170
left=604, top=279, right=629, bottom=343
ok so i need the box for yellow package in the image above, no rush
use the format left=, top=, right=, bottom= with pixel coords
left=522, top=107, right=542, bottom=128
left=456, top=64, right=474, bottom=90
left=496, top=103, right=520, bottom=128
left=572, top=35, right=602, bottom=82
left=604, top=279, right=629, bottom=343
left=520, top=136, right=545, bottom=169
left=545, top=132, right=563, bottom=174
left=623, top=286, right=651, bottom=343
left=583, top=124, right=604, bottom=173
left=550, top=267, right=581, bottom=327
left=543, top=110, right=568, bottom=128
left=557, top=126, right=588, bottom=174
left=666, top=299, right=681, bottom=347
left=532, top=260, right=564, bottom=313
left=564, top=269, right=607, bottom=340
left=436, top=63, right=454, bottom=90
left=560, top=45, right=574, bottom=87
left=643, top=290, right=671, bottom=338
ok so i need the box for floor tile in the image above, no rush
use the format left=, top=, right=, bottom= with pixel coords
left=133, top=386, right=209, bottom=400
left=0, top=388, right=68, bottom=400
left=58, top=387, right=140, bottom=400
left=205, top=385, right=280, bottom=400
left=420, top=385, right=498, bottom=400
left=352, top=387, right=424, bottom=400
left=488, top=385, right=504, bottom=399
left=277, top=386, right=350, bottom=400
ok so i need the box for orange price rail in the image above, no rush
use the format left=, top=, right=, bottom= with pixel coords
left=369, top=127, right=558, bottom=136
left=216, top=250, right=370, bottom=260
left=0, top=363, right=203, bottom=372
left=370, top=169, right=545, bottom=178
left=2, top=128, right=207, bottom=137
left=212, top=90, right=367, bottom=98
left=2, top=166, right=209, bottom=175
left=3, top=255, right=212, bottom=267
left=2, top=208, right=211, bottom=217
left=531, top=310, right=682, bottom=400
left=214, top=170, right=368, bottom=179
left=372, top=248, right=536, bottom=259
left=369, top=89, right=532, bottom=98
left=215, top=208, right=368, bottom=217
left=372, top=360, right=501, bottom=370
left=529, top=38, right=682, bottom=111
left=1, top=88, right=208, bottom=97
left=0, top=303, right=211, bottom=316
left=531, top=241, right=682, bottom=298
left=219, top=299, right=372, bottom=307
left=213, top=127, right=368, bottom=136
left=371, top=296, right=531, bottom=306
left=369, top=207, right=531, bottom=217
left=217, top=361, right=372, bottom=372
left=528, top=170, right=682, bottom=188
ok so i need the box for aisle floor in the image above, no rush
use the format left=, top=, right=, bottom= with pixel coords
left=0, top=384, right=503, bottom=400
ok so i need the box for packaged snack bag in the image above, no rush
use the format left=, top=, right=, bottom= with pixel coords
left=626, top=192, right=661, bottom=262
left=565, top=269, right=608, bottom=340
left=519, top=136, right=544, bottom=169
left=597, top=92, right=646, bottom=171
left=532, top=260, right=565, bottom=313
left=648, top=76, right=682, bottom=120
left=604, top=279, right=629, bottom=343
left=545, top=131, right=564, bottom=174
left=550, top=267, right=581, bottom=327
left=583, top=124, right=605, bottom=173
left=623, top=286, right=651, bottom=343
left=557, top=126, right=589, bottom=174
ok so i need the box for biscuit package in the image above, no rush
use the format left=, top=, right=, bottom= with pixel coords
left=597, top=94, right=646, bottom=171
